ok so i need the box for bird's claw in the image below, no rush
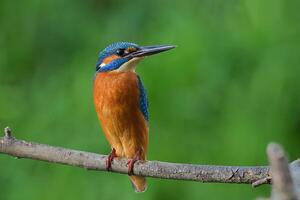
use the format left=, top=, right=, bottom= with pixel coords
left=127, top=159, right=137, bottom=176
left=105, top=148, right=116, bottom=171
left=127, top=150, right=142, bottom=176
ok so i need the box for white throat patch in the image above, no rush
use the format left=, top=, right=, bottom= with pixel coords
left=115, top=57, right=144, bottom=72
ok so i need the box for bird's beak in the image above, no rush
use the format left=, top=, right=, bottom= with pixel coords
left=127, top=45, right=176, bottom=58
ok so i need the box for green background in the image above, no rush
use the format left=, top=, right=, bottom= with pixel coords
left=0, top=0, right=299, bottom=199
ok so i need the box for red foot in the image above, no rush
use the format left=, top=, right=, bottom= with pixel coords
left=105, top=148, right=116, bottom=171
left=127, top=149, right=142, bottom=176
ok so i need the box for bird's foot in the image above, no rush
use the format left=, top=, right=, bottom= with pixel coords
left=127, top=149, right=142, bottom=176
left=105, top=148, right=116, bottom=171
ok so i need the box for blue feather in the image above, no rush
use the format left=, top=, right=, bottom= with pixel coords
left=137, top=76, right=149, bottom=122
left=97, top=57, right=129, bottom=72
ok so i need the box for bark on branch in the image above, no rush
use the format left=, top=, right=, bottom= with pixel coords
left=0, top=127, right=272, bottom=185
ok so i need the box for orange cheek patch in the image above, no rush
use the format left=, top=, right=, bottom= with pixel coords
left=102, top=55, right=120, bottom=64
left=127, top=47, right=137, bottom=53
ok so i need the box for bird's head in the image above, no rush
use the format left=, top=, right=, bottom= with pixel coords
left=96, top=42, right=175, bottom=73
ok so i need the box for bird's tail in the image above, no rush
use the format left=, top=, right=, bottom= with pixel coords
left=129, top=175, right=147, bottom=193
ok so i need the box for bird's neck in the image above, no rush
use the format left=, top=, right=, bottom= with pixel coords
left=94, top=71, right=139, bottom=91
left=93, top=71, right=140, bottom=110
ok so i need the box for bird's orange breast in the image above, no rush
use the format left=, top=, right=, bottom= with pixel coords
left=93, top=71, right=148, bottom=159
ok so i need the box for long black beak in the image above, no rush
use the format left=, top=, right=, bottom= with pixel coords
left=127, top=45, right=176, bottom=58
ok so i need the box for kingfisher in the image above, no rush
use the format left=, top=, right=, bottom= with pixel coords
left=93, top=42, right=175, bottom=192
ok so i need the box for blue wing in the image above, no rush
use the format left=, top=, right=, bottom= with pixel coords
left=137, top=76, right=149, bottom=122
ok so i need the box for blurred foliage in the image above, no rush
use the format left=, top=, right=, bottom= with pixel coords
left=0, top=0, right=300, bottom=199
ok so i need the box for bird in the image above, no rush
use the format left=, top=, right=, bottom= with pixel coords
left=93, top=42, right=175, bottom=192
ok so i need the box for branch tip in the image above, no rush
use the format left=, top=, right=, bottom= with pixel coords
left=4, top=127, right=12, bottom=138
left=267, top=143, right=285, bottom=160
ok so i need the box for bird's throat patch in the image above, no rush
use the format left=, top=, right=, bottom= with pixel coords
left=116, top=57, right=143, bottom=72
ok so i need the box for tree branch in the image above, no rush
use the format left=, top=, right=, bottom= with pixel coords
left=0, top=127, right=271, bottom=185
left=267, top=143, right=299, bottom=200
left=290, top=160, right=300, bottom=198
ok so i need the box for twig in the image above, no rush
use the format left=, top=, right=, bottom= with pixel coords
left=267, top=143, right=299, bottom=200
left=252, top=176, right=272, bottom=187
left=0, top=127, right=272, bottom=184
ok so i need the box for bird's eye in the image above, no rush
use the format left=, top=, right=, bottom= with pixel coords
left=116, top=48, right=126, bottom=56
